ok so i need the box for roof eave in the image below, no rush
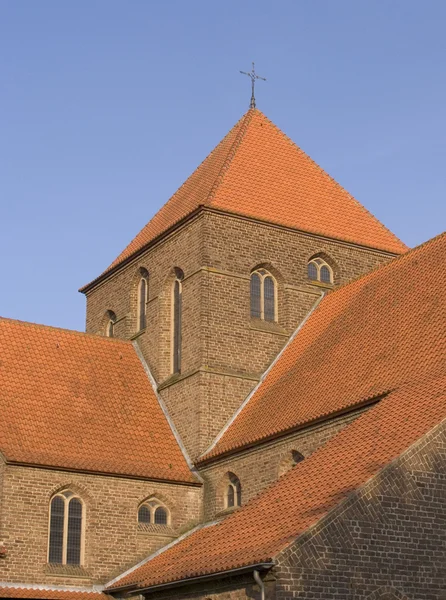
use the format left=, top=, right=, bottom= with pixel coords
left=107, top=561, right=275, bottom=595
left=80, top=205, right=405, bottom=295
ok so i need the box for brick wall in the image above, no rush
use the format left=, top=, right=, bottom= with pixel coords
left=0, top=461, right=202, bottom=587
left=275, top=420, right=446, bottom=600
left=84, top=209, right=396, bottom=459
left=199, top=407, right=368, bottom=520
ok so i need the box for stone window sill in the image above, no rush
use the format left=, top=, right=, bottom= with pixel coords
left=308, top=280, right=334, bottom=290
left=138, top=523, right=176, bottom=536
left=249, top=318, right=288, bottom=336
left=45, top=564, right=91, bottom=578
left=131, top=328, right=146, bottom=340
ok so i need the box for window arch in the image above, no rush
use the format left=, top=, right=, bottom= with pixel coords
left=137, top=269, right=149, bottom=332
left=172, top=268, right=184, bottom=374
left=307, top=257, right=333, bottom=284
left=250, top=269, right=277, bottom=321
left=48, top=491, right=84, bottom=565
left=138, top=498, right=170, bottom=526
left=225, top=473, right=242, bottom=509
left=105, top=310, right=116, bottom=338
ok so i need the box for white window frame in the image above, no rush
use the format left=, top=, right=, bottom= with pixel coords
left=137, top=277, right=148, bottom=332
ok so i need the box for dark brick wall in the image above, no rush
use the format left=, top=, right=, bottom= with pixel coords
left=275, top=421, right=446, bottom=600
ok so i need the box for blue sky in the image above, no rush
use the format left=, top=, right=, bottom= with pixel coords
left=1, top=1, right=446, bottom=330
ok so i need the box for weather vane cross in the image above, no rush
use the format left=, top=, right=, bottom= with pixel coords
left=240, top=62, right=266, bottom=109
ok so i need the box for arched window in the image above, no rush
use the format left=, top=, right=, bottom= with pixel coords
left=226, top=473, right=242, bottom=509
left=307, top=257, right=333, bottom=284
left=291, top=450, right=304, bottom=466
left=48, top=491, right=84, bottom=565
left=137, top=270, right=149, bottom=332
left=250, top=269, right=277, bottom=322
left=172, top=268, right=184, bottom=374
left=105, top=310, right=116, bottom=338
left=138, top=499, right=170, bottom=526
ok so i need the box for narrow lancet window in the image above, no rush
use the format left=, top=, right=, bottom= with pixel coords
left=138, top=277, right=148, bottom=331
left=172, top=269, right=184, bottom=374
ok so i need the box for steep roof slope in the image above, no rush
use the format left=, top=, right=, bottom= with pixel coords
left=83, top=109, right=406, bottom=290
left=200, top=231, right=446, bottom=462
left=108, top=376, right=446, bottom=592
left=0, top=319, right=196, bottom=483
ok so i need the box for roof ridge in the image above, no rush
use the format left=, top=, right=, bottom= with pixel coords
left=0, top=316, right=132, bottom=345
left=205, top=109, right=256, bottom=204
left=256, top=110, right=408, bottom=253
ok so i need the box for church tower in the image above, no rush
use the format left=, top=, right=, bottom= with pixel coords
left=80, top=108, right=407, bottom=459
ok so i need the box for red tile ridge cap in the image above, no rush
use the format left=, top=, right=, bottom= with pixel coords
left=255, top=111, right=408, bottom=254
left=0, top=582, right=108, bottom=599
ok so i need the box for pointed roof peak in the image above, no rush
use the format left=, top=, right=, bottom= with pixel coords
left=81, top=110, right=407, bottom=291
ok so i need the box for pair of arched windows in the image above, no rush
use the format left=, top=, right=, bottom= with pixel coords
left=250, top=269, right=277, bottom=322
left=137, top=499, right=169, bottom=526
left=48, top=491, right=83, bottom=565
left=308, top=257, right=333, bottom=284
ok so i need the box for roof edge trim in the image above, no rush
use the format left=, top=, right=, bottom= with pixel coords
left=5, top=460, right=201, bottom=487
left=199, top=290, right=327, bottom=461
left=110, top=562, right=275, bottom=595
left=132, top=343, right=204, bottom=484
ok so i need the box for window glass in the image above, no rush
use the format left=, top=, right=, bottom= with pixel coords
left=66, top=498, right=82, bottom=565
left=320, top=265, right=331, bottom=283
left=138, top=505, right=151, bottom=524
left=263, top=276, right=275, bottom=321
left=139, top=278, right=147, bottom=331
left=154, top=507, right=168, bottom=525
left=227, top=485, right=235, bottom=508
left=308, top=262, right=318, bottom=280
left=250, top=273, right=261, bottom=318
left=173, top=279, right=182, bottom=373
left=48, top=496, right=65, bottom=564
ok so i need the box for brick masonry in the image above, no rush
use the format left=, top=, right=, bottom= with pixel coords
left=123, top=420, right=446, bottom=600
left=0, top=462, right=201, bottom=587
left=84, top=209, right=396, bottom=459
left=274, top=420, right=446, bottom=600
left=199, top=407, right=369, bottom=521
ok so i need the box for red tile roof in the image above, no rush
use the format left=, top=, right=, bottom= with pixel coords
left=109, top=375, right=446, bottom=592
left=0, top=587, right=108, bottom=599
left=83, top=109, right=406, bottom=291
left=0, top=319, right=196, bottom=484
left=200, top=231, right=446, bottom=462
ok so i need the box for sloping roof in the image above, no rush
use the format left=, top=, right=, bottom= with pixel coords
left=200, top=231, right=446, bottom=462
left=0, top=319, right=196, bottom=484
left=0, top=587, right=108, bottom=599
left=108, top=376, right=446, bottom=592
left=83, top=109, right=406, bottom=291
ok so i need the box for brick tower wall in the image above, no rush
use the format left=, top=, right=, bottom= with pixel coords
left=84, top=209, right=398, bottom=459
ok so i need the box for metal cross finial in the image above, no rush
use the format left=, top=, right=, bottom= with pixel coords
left=240, top=62, right=266, bottom=109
